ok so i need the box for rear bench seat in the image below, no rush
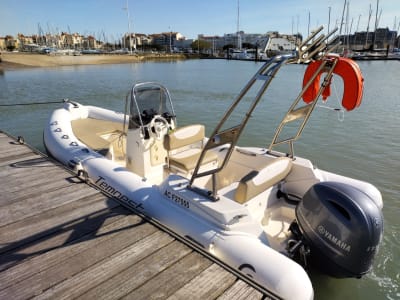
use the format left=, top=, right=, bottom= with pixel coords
left=234, top=157, right=292, bottom=204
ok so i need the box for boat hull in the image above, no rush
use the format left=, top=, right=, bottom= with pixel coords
left=44, top=100, right=382, bottom=300
left=43, top=103, right=314, bottom=300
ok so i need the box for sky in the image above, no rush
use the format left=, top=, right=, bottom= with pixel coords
left=1, top=0, right=399, bottom=41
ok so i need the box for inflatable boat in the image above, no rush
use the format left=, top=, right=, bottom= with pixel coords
left=43, top=27, right=383, bottom=300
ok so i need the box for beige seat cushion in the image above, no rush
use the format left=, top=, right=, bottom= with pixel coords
left=71, top=118, right=124, bottom=150
left=235, top=157, right=292, bottom=204
left=169, top=149, right=218, bottom=171
left=165, top=124, right=217, bottom=172
left=164, top=124, right=205, bottom=150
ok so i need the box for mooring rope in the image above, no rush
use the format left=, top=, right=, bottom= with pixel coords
left=0, top=100, right=65, bottom=107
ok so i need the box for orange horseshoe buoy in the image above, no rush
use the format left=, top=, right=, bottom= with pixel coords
left=302, top=55, right=364, bottom=111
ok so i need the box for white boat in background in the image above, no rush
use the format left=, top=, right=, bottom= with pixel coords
left=227, top=48, right=252, bottom=59
left=43, top=27, right=383, bottom=300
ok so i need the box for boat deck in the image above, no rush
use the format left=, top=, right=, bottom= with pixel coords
left=0, top=131, right=269, bottom=300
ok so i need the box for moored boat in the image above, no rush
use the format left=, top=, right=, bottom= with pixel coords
left=43, top=27, right=383, bottom=300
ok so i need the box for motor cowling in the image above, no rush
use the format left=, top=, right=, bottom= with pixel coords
left=295, top=181, right=383, bottom=278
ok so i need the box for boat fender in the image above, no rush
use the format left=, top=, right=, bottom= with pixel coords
left=302, top=56, right=364, bottom=111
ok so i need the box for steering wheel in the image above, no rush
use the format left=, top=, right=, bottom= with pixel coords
left=149, top=115, right=169, bottom=140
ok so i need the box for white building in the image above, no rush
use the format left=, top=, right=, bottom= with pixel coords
left=266, top=37, right=295, bottom=52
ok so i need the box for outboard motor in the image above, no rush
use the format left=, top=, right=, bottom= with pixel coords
left=293, top=181, right=383, bottom=278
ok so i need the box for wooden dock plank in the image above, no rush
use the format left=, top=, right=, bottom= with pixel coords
left=0, top=131, right=268, bottom=300
left=0, top=206, right=129, bottom=273
left=0, top=162, right=85, bottom=200
left=0, top=140, right=34, bottom=157
left=0, top=166, right=64, bottom=189
left=0, top=215, right=159, bottom=299
left=0, top=166, right=82, bottom=207
left=1, top=176, right=82, bottom=204
left=217, top=280, right=264, bottom=300
left=122, top=251, right=214, bottom=300
left=166, top=263, right=238, bottom=300
left=0, top=144, right=38, bottom=164
left=0, top=152, right=42, bottom=168
left=0, top=193, right=118, bottom=254
left=32, top=232, right=178, bottom=300
left=0, top=210, right=133, bottom=282
left=0, top=182, right=99, bottom=227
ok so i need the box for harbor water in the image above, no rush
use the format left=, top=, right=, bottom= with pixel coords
left=0, top=58, right=398, bottom=299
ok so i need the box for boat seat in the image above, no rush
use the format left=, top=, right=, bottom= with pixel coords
left=164, top=124, right=218, bottom=173
left=234, top=157, right=293, bottom=204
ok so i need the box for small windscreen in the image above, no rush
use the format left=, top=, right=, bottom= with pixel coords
left=129, top=84, right=174, bottom=128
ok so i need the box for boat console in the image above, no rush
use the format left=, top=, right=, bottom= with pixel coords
left=124, top=82, right=177, bottom=182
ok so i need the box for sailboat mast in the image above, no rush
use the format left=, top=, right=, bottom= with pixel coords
left=345, top=1, right=350, bottom=49
left=374, top=0, right=380, bottom=31
left=365, top=4, right=372, bottom=48
left=237, top=0, right=241, bottom=49
left=339, top=0, right=347, bottom=35
left=354, top=14, right=361, bottom=46
left=328, top=7, right=331, bottom=34
left=372, top=0, right=380, bottom=49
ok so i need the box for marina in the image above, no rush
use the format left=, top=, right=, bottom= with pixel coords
left=0, top=53, right=398, bottom=299
left=1, top=0, right=399, bottom=298
left=0, top=130, right=268, bottom=299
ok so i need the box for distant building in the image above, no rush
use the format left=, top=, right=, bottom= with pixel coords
left=174, top=38, right=194, bottom=51
left=60, top=32, right=85, bottom=49
left=0, top=37, right=6, bottom=50
left=123, top=33, right=137, bottom=51
left=264, top=37, right=296, bottom=52
left=241, top=32, right=264, bottom=45
left=17, top=34, right=34, bottom=48
left=82, top=36, right=98, bottom=49
left=149, top=32, right=185, bottom=52
left=135, top=33, right=151, bottom=50
left=339, top=27, right=398, bottom=51
left=223, top=31, right=242, bottom=48
left=196, top=31, right=299, bottom=58
left=3, top=27, right=397, bottom=54
left=199, top=31, right=299, bottom=50
left=197, top=34, right=225, bottom=50
left=3, top=35, right=19, bottom=50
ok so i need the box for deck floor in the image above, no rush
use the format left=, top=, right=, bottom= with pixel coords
left=0, top=131, right=266, bottom=300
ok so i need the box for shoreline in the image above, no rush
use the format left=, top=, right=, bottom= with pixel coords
left=0, top=52, right=192, bottom=69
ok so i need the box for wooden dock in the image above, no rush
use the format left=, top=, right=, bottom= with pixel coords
left=0, top=131, right=268, bottom=300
